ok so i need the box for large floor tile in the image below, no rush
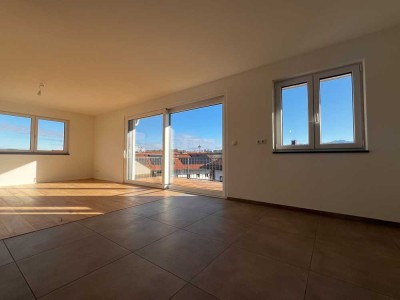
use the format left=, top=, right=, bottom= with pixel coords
left=311, top=237, right=400, bottom=299
left=41, top=254, right=185, bottom=300
left=384, top=226, right=400, bottom=252
left=305, top=272, right=389, bottom=300
left=172, top=284, right=219, bottom=300
left=5, top=222, right=93, bottom=260
left=0, top=202, right=36, bottom=239
left=186, top=215, right=252, bottom=243
left=17, top=234, right=129, bottom=297
left=257, top=208, right=320, bottom=238
left=101, top=218, right=178, bottom=251
left=149, top=207, right=210, bottom=228
left=133, top=189, right=187, bottom=199
left=119, top=199, right=180, bottom=217
left=317, top=217, right=399, bottom=257
left=193, top=247, right=308, bottom=300
left=0, top=263, right=35, bottom=300
left=136, top=230, right=226, bottom=280
left=214, top=202, right=268, bottom=225
left=0, top=240, right=13, bottom=266
left=78, top=210, right=144, bottom=232
left=167, top=195, right=228, bottom=214
left=233, top=225, right=314, bottom=269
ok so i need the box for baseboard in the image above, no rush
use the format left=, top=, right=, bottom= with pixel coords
left=227, top=197, right=400, bottom=227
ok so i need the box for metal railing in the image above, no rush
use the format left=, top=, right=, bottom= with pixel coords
left=134, top=155, right=223, bottom=182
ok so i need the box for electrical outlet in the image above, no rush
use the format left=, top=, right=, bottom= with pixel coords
left=257, top=139, right=267, bottom=145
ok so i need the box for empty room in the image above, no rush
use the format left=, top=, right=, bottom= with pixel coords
left=1, top=1, right=399, bottom=299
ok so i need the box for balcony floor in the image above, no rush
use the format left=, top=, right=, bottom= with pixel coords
left=137, top=176, right=223, bottom=192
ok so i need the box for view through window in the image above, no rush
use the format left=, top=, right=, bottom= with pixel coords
left=127, top=114, right=163, bottom=184
left=126, top=103, right=223, bottom=193
left=274, top=63, right=364, bottom=151
left=0, top=113, right=68, bottom=153
left=0, top=114, right=32, bottom=151
left=170, top=104, right=223, bottom=192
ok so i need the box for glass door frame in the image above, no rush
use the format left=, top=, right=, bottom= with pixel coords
left=167, top=97, right=225, bottom=198
left=124, top=109, right=167, bottom=189
left=123, top=96, right=226, bottom=198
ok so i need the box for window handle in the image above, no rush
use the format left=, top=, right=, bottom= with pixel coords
left=315, top=113, right=319, bottom=124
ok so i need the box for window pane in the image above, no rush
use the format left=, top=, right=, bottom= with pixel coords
left=169, top=104, right=223, bottom=192
left=320, top=74, right=354, bottom=144
left=282, top=83, right=309, bottom=146
left=127, top=114, right=163, bottom=184
left=37, top=119, right=65, bottom=151
left=0, top=114, right=32, bottom=151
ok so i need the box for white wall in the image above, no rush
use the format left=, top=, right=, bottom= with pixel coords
left=0, top=100, right=94, bottom=186
left=94, top=25, right=400, bottom=222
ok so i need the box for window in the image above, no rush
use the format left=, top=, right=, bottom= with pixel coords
left=274, top=63, right=365, bottom=152
left=0, top=113, right=33, bottom=152
left=36, top=119, right=67, bottom=152
left=0, top=112, right=68, bottom=154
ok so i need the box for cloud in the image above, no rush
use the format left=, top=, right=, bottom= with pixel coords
left=135, top=131, right=162, bottom=150
left=132, top=131, right=222, bottom=151
left=0, top=122, right=31, bottom=135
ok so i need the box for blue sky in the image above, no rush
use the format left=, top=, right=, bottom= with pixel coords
left=37, top=119, right=65, bottom=151
left=135, top=104, right=223, bottom=152
left=0, top=115, right=65, bottom=151
left=320, top=74, right=354, bottom=144
left=0, top=114, right=31, bottom=150
left=282, top=74, right=354, bottom=145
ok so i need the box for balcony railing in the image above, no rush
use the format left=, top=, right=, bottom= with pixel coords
left=134, top=155, right=223, bottom=182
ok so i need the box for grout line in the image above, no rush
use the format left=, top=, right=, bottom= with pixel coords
left=133, top=251, right=190, bottom=283
left=146, top=210, right=215, bottom=230
left=0, top=188, right=162, bottom=241
left=168, top=284, right=187, bottom=300
left=307, top=218, right=394, bottom=299
left=4, top=182, right=397, bottom=299
left=181, top=216, right=262, bottom=289
left=1, top=239, right=16, bottom=263
left=308, top=270, right=394, bottom=299
left=37, top=251, right=133, bottom=299
left=131, top=228, right=180, bottom=253
left=4, top=197, right=210, bottom=264
left=302, top=219, right=318, bottom=300
left=193, top=223, right=258, bottom=276
left=9, top=230, right=96, bottom=263
left=3, top=242, right=38, bottom=300
left=77, top=223, right=134, bottom=253
left=188, top=240, right=233, bottom=286
left=168, top=283, right=222, bottom=300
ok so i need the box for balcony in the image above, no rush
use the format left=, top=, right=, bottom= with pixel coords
left=133, top=154, right=223, bottom=192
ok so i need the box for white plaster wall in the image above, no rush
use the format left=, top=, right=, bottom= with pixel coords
left=0, top=100, right=94, bottom=186
left=94, top=26, right=400, bottom=222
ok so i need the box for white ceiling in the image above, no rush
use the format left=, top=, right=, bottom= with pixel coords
left=1, top=0, right=400, bottom=115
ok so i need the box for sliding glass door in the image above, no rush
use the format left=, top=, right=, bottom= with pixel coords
left=125, top=98, right=224, bottom=196
left=169, top=103, right=223, bottom=195
left=126, top=113, right=164, bottom=187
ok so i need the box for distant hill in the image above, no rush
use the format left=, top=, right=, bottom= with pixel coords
left=326, top=140, right=352, bottom=144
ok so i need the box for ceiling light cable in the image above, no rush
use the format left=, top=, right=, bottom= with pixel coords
left=37, top=82, right=45, bottom=96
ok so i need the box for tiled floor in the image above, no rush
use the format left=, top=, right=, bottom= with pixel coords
left=0, top=185, right=399, bottom=299
left=0, top=179, right=183, bottom=239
